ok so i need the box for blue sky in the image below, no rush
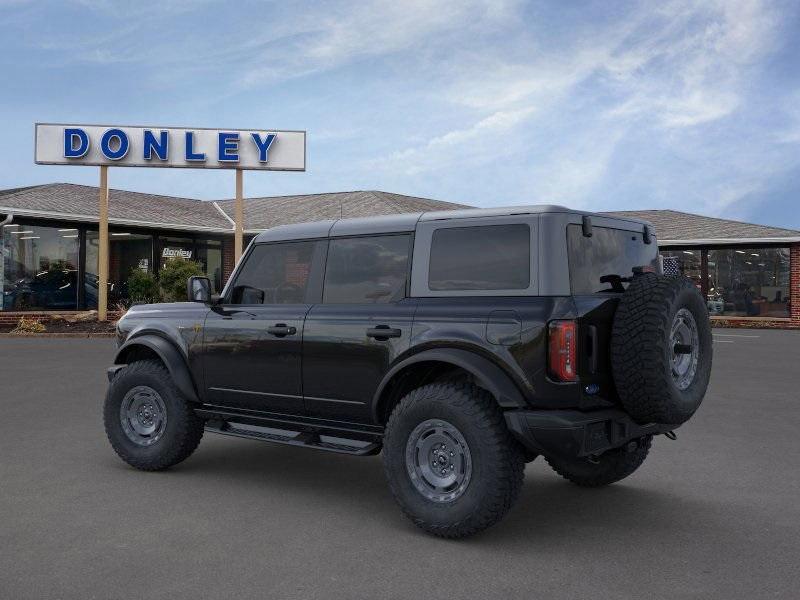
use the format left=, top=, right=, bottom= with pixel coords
left=1, top=0, right=799, bottom=228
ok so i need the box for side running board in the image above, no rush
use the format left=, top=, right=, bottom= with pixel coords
left=204, top=420, right=382, bottom=456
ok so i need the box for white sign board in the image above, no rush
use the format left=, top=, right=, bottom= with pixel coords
left=34, top=123, right=306, bottom=171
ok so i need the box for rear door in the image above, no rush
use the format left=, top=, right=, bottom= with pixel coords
left=202, top=240, right=324, bottom=414
left=302, top=234, right=416, bottom=423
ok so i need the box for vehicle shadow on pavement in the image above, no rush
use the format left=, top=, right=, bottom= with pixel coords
left=100, top=435, right=799, bottom=591
left=132, top=439, right=735, bottom=542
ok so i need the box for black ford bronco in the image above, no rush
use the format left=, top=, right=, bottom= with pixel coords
left=104, top=206, right=712, bottom=538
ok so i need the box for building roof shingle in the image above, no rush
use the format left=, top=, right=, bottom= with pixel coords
left=0, top=183, right=230, bottom=232
left=2, top=183, right=798, bottom=244
left=606, top=209, right=800, bottom=243
left=214, top=190, right=466, bottom=230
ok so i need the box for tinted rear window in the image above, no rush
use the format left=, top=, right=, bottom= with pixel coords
left=428, top=224, right=530, bottom=291
left=567, top=224, right=658, bottom=294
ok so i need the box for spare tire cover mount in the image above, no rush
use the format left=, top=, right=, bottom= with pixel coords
left=670, top=307, right=699, bottom=391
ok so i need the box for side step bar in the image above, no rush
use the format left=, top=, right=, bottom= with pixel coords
left=204, top=420, right=382, bottom=456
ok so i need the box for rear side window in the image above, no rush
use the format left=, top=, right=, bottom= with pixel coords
left=323, top=235, right=410, bottom=303
left=567, top=224, right=659, bottom=294
left=230, top=241, right=315, bottom=304
left=428, top=224, right=530, bottom=291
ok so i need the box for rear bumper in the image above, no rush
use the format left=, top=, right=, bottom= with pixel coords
left=504, top=408, right=674, bottom=459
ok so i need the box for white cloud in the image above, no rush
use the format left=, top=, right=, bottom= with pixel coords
left=379, top=106, right=535, bottom=175
left=369, top=0, right=791, bottom=209
left=238, top=0, right=521, bottom=88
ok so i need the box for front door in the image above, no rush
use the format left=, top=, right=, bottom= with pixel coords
left=202, top=240, right=321, bottom=414
left=302, top=234, right=415, bottom=423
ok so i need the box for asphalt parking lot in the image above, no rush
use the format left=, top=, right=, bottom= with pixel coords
left=1, top=329, right=799, bottom=599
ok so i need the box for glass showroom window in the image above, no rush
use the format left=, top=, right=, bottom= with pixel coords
left=196, top=239, right=223, bottom=293
left=159, top=236, right=195, bottom=271
left=660, top=250, right=703, bottom=288
left=707, top=247, right=790, bottom=318
left=85, top=230, right=154, bottom=308
left=1, top=223, right=80, bottom=310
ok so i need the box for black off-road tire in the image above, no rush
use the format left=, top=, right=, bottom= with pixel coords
left=104, top=359, right=204, bottom=471
left=545, top=436, right=652, bottom=487
left=611, top=273, right=712, bottom=425
left=383, top=380, right=524, bottom=539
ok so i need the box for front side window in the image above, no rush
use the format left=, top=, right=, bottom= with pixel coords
left=230, top=241, right=315, bottom=304
left=323, top=235, right=410, bottom=303
left=428, top=224, right=530, bottom=291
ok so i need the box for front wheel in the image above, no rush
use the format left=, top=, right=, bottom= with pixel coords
left=103, top=359, right=205, bottom=471
left=545, top=435, right=652, bottom=487
left=383, top=380, right=524, bottom=538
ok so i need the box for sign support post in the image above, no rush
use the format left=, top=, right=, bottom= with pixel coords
left=98, top=166, right=109, bottom=321
left=235, top=168, right=244, bottom=263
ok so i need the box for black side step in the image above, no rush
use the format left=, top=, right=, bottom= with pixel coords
left=204, top=420, right=382, bottom=456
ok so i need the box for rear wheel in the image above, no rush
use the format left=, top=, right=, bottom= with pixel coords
left=103, top=359, right=204, bottom=471
left=383, top=380, right=524, bottom=538
left=545, top=436, right=652, bottom=487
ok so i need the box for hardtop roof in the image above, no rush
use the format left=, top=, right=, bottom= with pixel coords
left=252, top=205, right=653, bottom=243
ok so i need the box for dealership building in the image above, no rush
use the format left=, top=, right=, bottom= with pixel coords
left=1, top=182, right=798, bottom=328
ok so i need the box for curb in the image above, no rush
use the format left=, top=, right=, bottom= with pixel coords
left=0, top=333, right=116, bottom=339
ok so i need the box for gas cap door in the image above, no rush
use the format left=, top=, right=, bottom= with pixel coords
left=486, top=310, right=521, bottom=346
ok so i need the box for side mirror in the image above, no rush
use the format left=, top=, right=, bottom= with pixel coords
left=187, top=276, right=212, bottom=303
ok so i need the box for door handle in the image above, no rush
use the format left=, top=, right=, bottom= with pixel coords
left=267, top=323, right=297, bottom=337
left=366, top=326, right=401, bottom=340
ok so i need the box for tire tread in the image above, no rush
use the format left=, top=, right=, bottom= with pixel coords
left=383, top=380, right=524, bottom=539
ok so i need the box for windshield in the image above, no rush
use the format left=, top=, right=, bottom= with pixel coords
left=567, top=224, right=659, bottom=294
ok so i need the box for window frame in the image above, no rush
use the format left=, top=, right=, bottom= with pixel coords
left=410, top=216, right=539, bottom=297
left=221, top=239, right=326, bottom=306
left=321, top=232, right=414, bottom=304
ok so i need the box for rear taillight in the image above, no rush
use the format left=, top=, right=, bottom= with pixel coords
left=548, top=320, right=577, bottom=382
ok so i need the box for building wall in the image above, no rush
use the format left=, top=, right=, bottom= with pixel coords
left=3, top=214, right=799, bottom=329
left=791, top=244, right=800, bottom=323
left=222, top=237, right=235, bottom=287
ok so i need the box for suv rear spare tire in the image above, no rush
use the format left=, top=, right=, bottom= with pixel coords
left=611, top=273, right=712, bottom=425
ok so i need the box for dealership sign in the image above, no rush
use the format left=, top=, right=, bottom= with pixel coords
left=34, top=123, right=306, bottom=171
left=162, top=247, right=193, bottom=259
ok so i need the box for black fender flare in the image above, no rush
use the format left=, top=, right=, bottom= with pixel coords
left=372, top=348, right=528, bottom=421
left=114, top=334, right=200, bottom=403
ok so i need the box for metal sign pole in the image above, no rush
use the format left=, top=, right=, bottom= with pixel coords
left=234, top=168, right=244, bottom=263
left=98, top=166, right=109, bottom=321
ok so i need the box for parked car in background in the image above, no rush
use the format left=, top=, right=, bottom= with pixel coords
left=3, top=268, right=78, bottom=310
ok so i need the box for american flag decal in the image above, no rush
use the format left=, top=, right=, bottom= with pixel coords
left=662, top=256, right=680, bottom=277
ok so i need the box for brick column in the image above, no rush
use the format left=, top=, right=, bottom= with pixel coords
left=222, top=236, right=236, bottom=286
left=791, top=244, right=800, bottom=324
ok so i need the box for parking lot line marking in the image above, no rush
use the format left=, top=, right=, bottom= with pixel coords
left=713, top=339, right=734, bottom=343
left=713, top=334, right=760, bottom=338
